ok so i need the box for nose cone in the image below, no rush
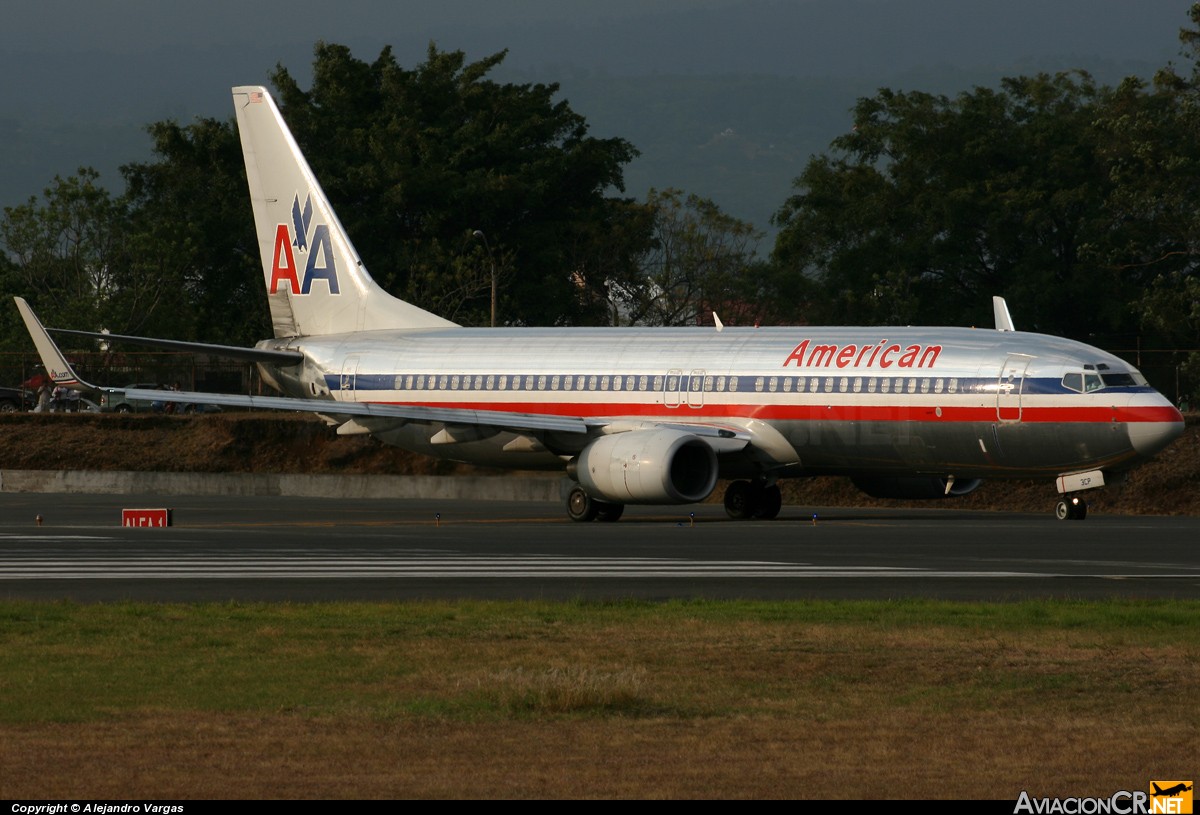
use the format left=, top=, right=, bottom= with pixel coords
left=1128, top=402, right=1185, bottom=458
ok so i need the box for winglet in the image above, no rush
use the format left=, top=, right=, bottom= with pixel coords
left=14, top=297, right=95, bottom=390
left=993, top=296, right=1015, bottom=332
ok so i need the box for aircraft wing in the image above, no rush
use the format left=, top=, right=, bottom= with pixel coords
left=17, top=295, right=753, bottom=446
left=122, top=387, right=591, bottom=434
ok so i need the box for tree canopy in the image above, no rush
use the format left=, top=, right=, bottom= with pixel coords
left=268, top=43, right=647, bottom=327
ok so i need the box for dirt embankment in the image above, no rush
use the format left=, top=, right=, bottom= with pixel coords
left=1, top=412, right=1197, bottom=515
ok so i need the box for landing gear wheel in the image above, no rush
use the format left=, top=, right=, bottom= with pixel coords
left=1055, top=497, right=1088, bottom=521
left=567, top=486, right=598, bottom=522
left=595, top=501, right=625, bottom=522
left=754, top=484, right=782, bottom=520
left=724, top=480, right=754, bottom=519
left=1055, top=500, right=1071, bottom=521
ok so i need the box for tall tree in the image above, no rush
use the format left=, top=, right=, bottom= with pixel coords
left=616, top=188, right=764, bottom=327
left=120, top=118, right=265, bottom=344
left=269, top=42, right=647, bottom=326
left=771, top=73, right=1125, bottom=338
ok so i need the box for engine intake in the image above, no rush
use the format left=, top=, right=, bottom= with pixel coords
left=569, top=429, right=718, bottom=504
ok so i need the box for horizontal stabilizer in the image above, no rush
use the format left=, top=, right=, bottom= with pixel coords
left=48, top=328, right=303, bottom=365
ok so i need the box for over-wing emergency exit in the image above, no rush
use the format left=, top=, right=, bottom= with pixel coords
left=16, top=86, right=1185, bottom=522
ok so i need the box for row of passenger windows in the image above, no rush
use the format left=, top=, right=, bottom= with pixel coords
left=382, top=373, right=962, bottom=395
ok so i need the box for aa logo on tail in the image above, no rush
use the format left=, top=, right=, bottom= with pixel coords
left=270, top=193, right=340, bottom=295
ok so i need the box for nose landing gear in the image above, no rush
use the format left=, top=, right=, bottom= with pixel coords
left=1054, top=495, right=1088, bottom=521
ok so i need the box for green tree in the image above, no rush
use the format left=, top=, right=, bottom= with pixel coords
left=1090, top=4, right=1200, bottom=402
left=771, top=73, right=1129, bottom=337
left=616, top=188, right=764, bottom=326
left=120, top=117, right=266, bottom=344
left=0, top=168, right=151, bottom=335
left=269, top=42, right=647, bottom=326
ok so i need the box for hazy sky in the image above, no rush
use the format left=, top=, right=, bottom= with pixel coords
left=0, top=0, right=1192, bottom=228
left=2, top=1, right=1185, bottom=116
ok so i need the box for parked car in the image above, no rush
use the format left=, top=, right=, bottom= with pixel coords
left=99, top=383, right=161, bottom=413
left=100, top=384, right=219, bottom=414
left=0, top=385, right=32, bottom=412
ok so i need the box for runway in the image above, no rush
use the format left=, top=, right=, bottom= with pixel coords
left=1, top=493, right=1198, bottom=601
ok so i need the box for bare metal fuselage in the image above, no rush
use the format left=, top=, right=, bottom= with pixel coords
left=257, top=324, right=1183, bottom=482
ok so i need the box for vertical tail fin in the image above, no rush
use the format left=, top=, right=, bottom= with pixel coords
left=231, top=86, right=456, bottom=337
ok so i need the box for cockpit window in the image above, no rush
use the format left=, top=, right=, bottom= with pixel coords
left=1063, top=369, right=1147, bottom=392
left=1062, top=372, right=1103, bottom=393
left=1101, top=372, right=1145, bottom=388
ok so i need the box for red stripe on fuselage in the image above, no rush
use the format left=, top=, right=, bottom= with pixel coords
left=353, top=400, right=1183, bottom=425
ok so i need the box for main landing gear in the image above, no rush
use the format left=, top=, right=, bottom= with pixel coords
left=723, top=480, right=782, bottom=520
left=566, top=485, right=625, bottom=523
left=1055, top=495, right=1088, bottom=521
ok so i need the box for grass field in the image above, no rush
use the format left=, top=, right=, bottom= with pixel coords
left=1, top=599, right=1196, bottom=799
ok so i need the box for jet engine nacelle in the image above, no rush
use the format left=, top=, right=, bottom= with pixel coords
left=569, top=429, right=719, bottom=504
left=851, top=475, right=983, bottom=500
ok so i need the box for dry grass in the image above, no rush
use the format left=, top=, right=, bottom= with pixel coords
left=0, top=601, right=1196, bottom=799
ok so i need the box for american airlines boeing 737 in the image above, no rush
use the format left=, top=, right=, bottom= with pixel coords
left=15, top=85, right=1186, bottom=522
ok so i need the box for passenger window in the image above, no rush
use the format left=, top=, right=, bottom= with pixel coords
left=654, top=376, right=663, bottom=391
left=667, top=375, right=678, bottom=391
left=729, top=376, right=739, bottom=391
left=717, top=376, right=726, bottom=392
left=934, top=378, right=943, bottom=394
left=627, top=376, right=636, bottom=391
left=908, top=379, right=917, bottom=394
left=704, top=375, right=713, bottom=392
left=486, top=375, right=494, bottom=390
left=551, top=375, right=560, bottom=390
left=921, top=378, right=930, bottom=394
left=498, top=375, right=507, bottom=390
left=538, top=375, right=546, bottom=390
left=613, top=376, right=622, bottom=391
left=768, top=377, right=777, bottom=393
left=783, top=377, right=793, bottom=393
left=439, top=375, right=448, bottom=390
left=824, top=377, right=833, bottom=393
left=839, top=377, right=848, bottom=393
left=755, top=377, right=764, bottom=392
left=853, top=377, right=862, bottom=393
left=868, top=377, right=877, bottom=393
left=948, top=378, right=958, bottom=394
left=601, top=376, right=610, bottom=391
left=881, top=379, right=891, bottom=394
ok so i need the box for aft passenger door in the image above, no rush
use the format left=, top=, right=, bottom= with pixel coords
left=339, top=354, right=361, bottom=399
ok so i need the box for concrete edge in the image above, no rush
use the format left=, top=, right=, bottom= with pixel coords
left=0, top=470, right=569, bottom=502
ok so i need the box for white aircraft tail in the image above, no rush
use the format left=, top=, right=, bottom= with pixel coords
left=232, top=86, right=457, bottom=338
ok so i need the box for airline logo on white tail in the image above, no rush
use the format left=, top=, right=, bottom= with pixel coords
left=269, top=193, right=340, bottom=295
